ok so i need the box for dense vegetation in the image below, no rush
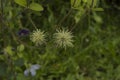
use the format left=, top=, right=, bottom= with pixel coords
left=0, top=0, right=120, bottom=80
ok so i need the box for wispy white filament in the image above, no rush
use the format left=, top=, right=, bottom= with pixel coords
left=53, top=29, right=74, bottom=48
left=30, top=29, right=46, bottom=45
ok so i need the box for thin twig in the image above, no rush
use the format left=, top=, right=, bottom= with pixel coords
left=58, top=9, right=73, bottom=26
left=90, top=0, right=94, bottom=8
left=57, top=0, right=77, bottom=27
left=70, top=11, right=88, bottom=31
left=27, top=15, right=37, bottom=29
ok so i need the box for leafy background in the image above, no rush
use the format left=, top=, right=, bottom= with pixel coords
left=0, top=0, right=120, bottom=80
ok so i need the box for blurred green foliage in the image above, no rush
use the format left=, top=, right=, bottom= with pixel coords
left=0, top=0, right=120, bottom=80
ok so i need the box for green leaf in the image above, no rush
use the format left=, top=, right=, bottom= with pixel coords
left=87, top=0, right=93, bottom=6
left=14, top=58, right=24, bottom=67
left=66, top=74, right=75, bottom=80
left=18, top=52, right=23, bottom=58
left=17, top=73, right=26, bottom=80
left=93, top=8, right=104, bottom=11
left=14, top=0, right=27, bottom=7
left=76, top=74, right=84, bottom=80
left=93, top=13, right=102, bottom=23
left=83, top=0, right=87, bottom=3
left=17, top=44, right=25, bottom=52
left=29, top=3, right=44, bottom=11
left=4, top=46, right=13, bottom=56
left=0, top=55, right=5, bottom=60
left=74, top=8, right=85, bottom=23
left=0, top=63, right=7, bottom=76
left=71, top=0, right=81, bottom=9
left=92, top=0, right=99, bottom=7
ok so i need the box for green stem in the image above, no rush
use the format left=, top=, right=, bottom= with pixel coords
left=27, top=14, right=37, bottom=29
left=87, top=4, right=91, bottom=28
left=58, top=9, right=72, bottom=26
left=57, top=0, right=77, bottom=27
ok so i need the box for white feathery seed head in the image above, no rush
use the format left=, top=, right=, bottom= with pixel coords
left=30, top=29, right=46, bottom=45
left=53, top=29, right=74, bottom=48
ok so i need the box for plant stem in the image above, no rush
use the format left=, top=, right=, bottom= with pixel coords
left=27, top=15, right=37, bottom=29
left=57, top=0, right=77, bottom=27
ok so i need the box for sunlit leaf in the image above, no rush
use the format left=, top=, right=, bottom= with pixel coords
left=71, top=0, right=81, bottom=9
left=14, top=0, right=27, bottom=7
left=4, top=46, right=13, bottom=56
left=29, top=3, right=44, bottom=11
left=93, top=8, right=104, bottom=11
left=17, top=44, right=25, bottom=52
